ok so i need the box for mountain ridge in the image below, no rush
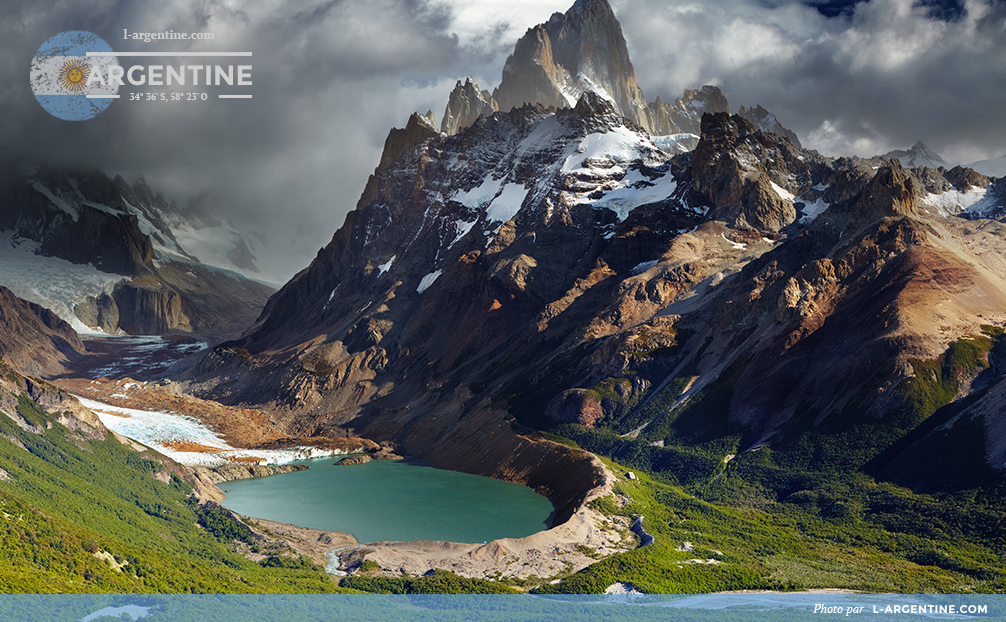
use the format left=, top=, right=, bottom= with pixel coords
left=0, top=164, right=275, bottom=339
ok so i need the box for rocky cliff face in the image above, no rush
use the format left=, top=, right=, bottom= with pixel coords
left=489, top=0, right=728, bottom=137
left=442, top=78, right=499, bottom=136
left=189, top=0, right=1006, bottom=516
left=0, top=285, right=86, bottom=377
left=0, top=164, right=275, bottom=339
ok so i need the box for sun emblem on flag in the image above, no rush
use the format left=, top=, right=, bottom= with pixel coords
left=58, top=58, right=90, bottom=92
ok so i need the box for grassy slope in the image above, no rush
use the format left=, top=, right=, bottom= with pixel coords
left=523, top=329, right=1006, bottom=594
left=4, top=326, right=1004, bottom=595
left=0, top=384, right=346, bottom=594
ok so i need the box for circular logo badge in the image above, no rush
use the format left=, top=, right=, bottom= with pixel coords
left=30, top=31, right=120, bottom=121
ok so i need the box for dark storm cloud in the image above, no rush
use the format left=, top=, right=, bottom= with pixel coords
left=2, top=0, right=1004, bottom=281
left=613, top=0, right=1006, bottom=164
left=0, top=0, right=473, bottom=280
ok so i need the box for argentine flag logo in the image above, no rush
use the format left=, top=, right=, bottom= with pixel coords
left=30, top=31, right=120, bottom=121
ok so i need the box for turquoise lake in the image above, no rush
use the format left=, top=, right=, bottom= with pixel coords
left=220, top=458, right=555, bottom=544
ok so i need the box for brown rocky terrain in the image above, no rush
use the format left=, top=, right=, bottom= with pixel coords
left=0, top=285, right=86, bottom=377
left=186, top=93, right=1006, bottom=549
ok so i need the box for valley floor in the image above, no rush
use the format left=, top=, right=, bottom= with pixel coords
left=46, top=336, right=634, bottom=584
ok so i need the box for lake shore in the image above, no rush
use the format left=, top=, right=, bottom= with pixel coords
left=334, top=458, right=636, bottom=580
left=62, top=372, right=626, bottom=582
left=241, top=516, right=358, bottom=568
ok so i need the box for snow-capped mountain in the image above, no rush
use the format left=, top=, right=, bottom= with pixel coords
left=485, top=0, right=727, bottom=136
left=0, top=164, right=274, bottom=337
left=880, top=141, right=948, bottom=169
left=189, top=0, right=1006, bottom=512
left=967, top=153, right=1006, bottom=178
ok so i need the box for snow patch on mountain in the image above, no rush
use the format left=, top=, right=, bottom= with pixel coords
left=650, top=134, right=698, bottom=154
left=455, top=175, right=505, bottom=209
left=485, top=184, right=529, bottom=225
left=560, top=126, right=681, bottom=221
left=32, top=181, right=79, bottom=221
left=417, top=270, right=443, bottom=294
left=721, top=233, right=746, bottom=250
left=797, top=198, right=830, bottom=224
left=769, top=181, right=795, bottom=202
left=515, top=114, right=562, bottom=157
left=919, top=186, right=988, bottom=217
left=588, top=167, right=678, bottom=222
left=631, top=260, right=658, bottom=275
left=449, top=220, right=477, bottom=248
left=165, top=219, right=271, bottom=282
left=963, top=191, right=1004, bottom=219
left=77, top=396, right=351, bottom=466
left=0, top=233, right=123, bottom=335
left=377, top=256, right=396, bottom=275
left=563, top=125, right=649, bottom=172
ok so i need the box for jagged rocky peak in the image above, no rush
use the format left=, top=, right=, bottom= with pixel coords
left=880, top=140, right=947, bottom=169
left=487, top=0, right=728, bottom=137
left=378, top=110, right=439, bottom=169
left=441, top=77, right=499, bottom=136
left=690, top=111, right=812, bottom=232
left=737, top=104, right=802, bottom=149
left=493, top=0, right=644, bottom=119
left=643, top=85, right=730, bottom=136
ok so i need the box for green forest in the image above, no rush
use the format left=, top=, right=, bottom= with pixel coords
left=0, top=374, right=344, bottom=593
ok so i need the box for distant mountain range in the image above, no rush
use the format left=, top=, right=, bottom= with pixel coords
left=0, top=164, right=274, bottom=338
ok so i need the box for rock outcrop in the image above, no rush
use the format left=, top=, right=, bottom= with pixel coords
left=442, top=78, right=499, bottom=136
left=738, top=104, right=802, bottom=148
left=489, top=0, right=726, bottom=135
left=0, top=286, right=86, bottom=377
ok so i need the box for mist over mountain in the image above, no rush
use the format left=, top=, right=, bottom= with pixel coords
left=3, top=0, right=1005, bottom=286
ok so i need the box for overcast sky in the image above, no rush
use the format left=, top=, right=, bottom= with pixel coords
left=2, top=0, right=1004, bottom=281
